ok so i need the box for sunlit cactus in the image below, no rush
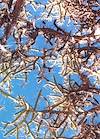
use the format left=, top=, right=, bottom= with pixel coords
left=0, top=0, right=100, bottom=138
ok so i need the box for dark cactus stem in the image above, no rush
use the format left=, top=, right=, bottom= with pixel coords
left=2, top=0, right=24, bottom=44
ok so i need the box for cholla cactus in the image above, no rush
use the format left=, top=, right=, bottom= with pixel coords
left=0, top=0, right=100, bottom=138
